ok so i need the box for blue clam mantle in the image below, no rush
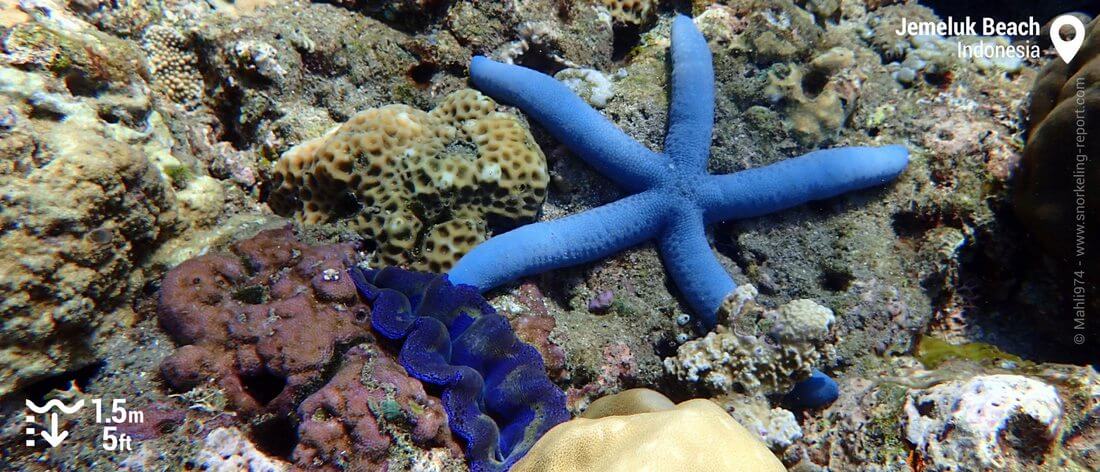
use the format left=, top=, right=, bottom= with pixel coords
left=450, top=15, right=909, bottom=330
left=350, top=267, right=568, bottom=472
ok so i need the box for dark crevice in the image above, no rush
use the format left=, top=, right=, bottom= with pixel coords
left=64, top=73, right=105, bottom=97
left=515, top=43, right=567, bottom=76
left=240, top=368, right=287, bottom=406
left=332, top=192, right=363, bottom=220
left=820, top=267, right=854, bottom=292
left=250, top=415, right=298, bottom=458
left=611, top=23, right=641, bottom=62
left=801, top=68, right=829, bottom=99
left=892, top=211, right=939, bottom=240
left=23, top=361, right=104, bottom=404
left=408, top=61, right=438, bottom=87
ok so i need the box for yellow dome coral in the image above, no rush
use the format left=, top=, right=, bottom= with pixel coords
left=513, top=389, right=785, bottom=472
left=268, top=89, right=548, bottom=271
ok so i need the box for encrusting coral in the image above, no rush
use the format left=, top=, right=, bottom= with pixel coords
left=142, top=24, right=203, bottom=104
left=349, top=267, right=568, bottom=472
left=269, top=89, right=548, bottom=273
left=0, top=62, right=180, bottom=396
left=663, top=286, right=839, bottom=403
left=449, top=15, right=908, bottom=332
left=156, top=228, right=464, bottom=470
left=512, top=388, right=785, bottom=472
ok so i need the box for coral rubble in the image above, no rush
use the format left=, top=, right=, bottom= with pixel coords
left=663, top=286, right=838, bottom=398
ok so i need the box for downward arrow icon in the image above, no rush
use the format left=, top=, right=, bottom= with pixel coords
left=40, top=413, right=68, bottom=448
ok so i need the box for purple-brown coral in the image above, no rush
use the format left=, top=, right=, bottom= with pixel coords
left=156, top=227, right=462, bottom=469
left=158, top=227, right=371, bottom=415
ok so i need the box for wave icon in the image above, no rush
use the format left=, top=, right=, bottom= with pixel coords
left=25, top=399, right=84, bottom=415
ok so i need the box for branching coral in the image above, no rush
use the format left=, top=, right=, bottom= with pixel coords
left=349, top=267, right=568, bottom=472
left=269, top=89, right=548, bottom=272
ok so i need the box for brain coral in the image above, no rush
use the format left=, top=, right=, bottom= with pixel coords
left=1015, top=17, right=1099, bottom=270
left=512, top=389, right=785, bottom=472
left=268, top=89, right=548, bottom=272
left=157, top=227, right=464, bottom=469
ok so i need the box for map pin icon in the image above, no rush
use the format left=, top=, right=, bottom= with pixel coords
left=1050, top=15, right=1086, bottom=64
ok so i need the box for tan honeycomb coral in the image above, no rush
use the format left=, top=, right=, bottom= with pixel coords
left=600, top=0, right=656, bottom=25
left=269, top=89, right=548, bottom=272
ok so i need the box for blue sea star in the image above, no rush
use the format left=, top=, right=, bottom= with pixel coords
left=449, top=14, right=909, bottom=330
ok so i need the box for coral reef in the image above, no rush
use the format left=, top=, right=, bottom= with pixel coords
left=2, top=1, right=1097, bottom=471
left=513, top=389, right=785, bottom=471
left=663, top=286, right=838, bottom=399
left=1015, top=17, right=1099, bottom=271
left=349, top=266, right=568, bottom=472
left=450, top=15, right=908, bottom=331
left=0, top=50, right=181, bottom=395
left=156, top=228, right=464, bottom=470
left=269, top=89, right=548, bottom=272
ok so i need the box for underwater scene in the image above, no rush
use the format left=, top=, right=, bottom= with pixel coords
left=0, top=0, right=1098, bottom=470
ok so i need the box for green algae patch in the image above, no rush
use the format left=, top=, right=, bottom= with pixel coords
left=916, top=336, right=1028, bottom=369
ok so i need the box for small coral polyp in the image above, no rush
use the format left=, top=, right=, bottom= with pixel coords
left=269, top=89, right=549, bottom=272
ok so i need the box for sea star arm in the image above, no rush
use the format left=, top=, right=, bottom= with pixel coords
left=701, top=145, right=910, bottom=223
left=658, top=208, right=736, bottom=329
left=665, top=14, right=715, bottom=174
left=450, top=191, right=670, bottom=291
left=470, top=56, right=664, bottom=192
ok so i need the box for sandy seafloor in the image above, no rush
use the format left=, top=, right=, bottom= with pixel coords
left=0, top=0, right=1098, bottom=470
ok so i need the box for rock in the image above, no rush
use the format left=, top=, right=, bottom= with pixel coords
left=904, top=374, right=1063, bottom=471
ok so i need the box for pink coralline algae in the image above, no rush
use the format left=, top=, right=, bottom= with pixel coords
left=156, top=227, right=462, bottom=469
